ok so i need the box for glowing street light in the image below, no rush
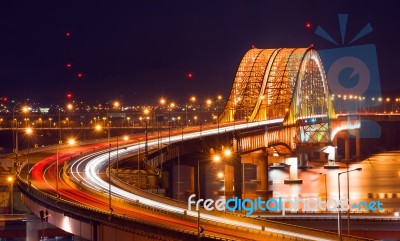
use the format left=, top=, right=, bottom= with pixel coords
left=116, top=135, right=130, bottom=176
left=25, top=127, right=33, bottom=183
left=143, top=108, right=150, bottom=161
left=95, top=125, right=102, bottom=131
left=55, top=138, right=76, bottom=199
left=223, top=149, right=232, bottom=157
left=7, top=176, right=14, bottom=214
left=213, top=154, right=221, bottom=163
left=25, top=127, right=33, bottom=135
left=22, top=106, right=29, bottom=113
left=160, top=98, right=166, bottom=105
left=67, top=138, right=76, bottom=145
left=113, top=101, right=120, bottom=108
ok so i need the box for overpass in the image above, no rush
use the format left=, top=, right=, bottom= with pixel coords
left=9, top=47, right=374, bottom=240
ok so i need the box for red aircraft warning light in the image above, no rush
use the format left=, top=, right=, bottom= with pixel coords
left=305, top=22, right=312, bottom=29
left=66, top=93, right=73, bottom=99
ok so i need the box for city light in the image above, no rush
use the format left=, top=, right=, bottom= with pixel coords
left=68, top=138, right=76, bottom=145
left=217, top=171, right=224, bottom=179
left=213, top=154, right=221, bottom=163
left=95, top=125, right=102, bottom=131
left=22, top=106, right=29, bottom=113
left=123, top=135, right=129, bottom=141
left=25, top=127, right=33, bottom=135
left=223, top=149, right=232, bottom=157
left=7, top=176, right=13, bottom=183
left=113, top=101, right=120, bottom=108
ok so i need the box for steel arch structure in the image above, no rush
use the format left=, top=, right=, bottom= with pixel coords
left=220, top=47, right=335, bottom=147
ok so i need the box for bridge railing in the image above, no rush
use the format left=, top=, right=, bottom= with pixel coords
left=16, top=176, right=212, bottom=240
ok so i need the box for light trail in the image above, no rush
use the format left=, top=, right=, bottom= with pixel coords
left=68, top=119, right=335, bottom=240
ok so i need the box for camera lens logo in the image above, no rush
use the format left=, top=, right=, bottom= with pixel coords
left=315, top=14, right=382, bottom=138
left=328, top=56, right=370, bottom=95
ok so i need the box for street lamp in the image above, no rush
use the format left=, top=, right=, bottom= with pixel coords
left=337, top=167, right=362, bottom=240
left=95, top=124, right=102, bottom=132
left=116, top=135, right=129, bottom=177
left=169, top=102, right=175, bottom=144
left=143, top=108, right=150, bottom=161
left=216, top=95, right=222, bottom=132
left=196, top=151, right=225, bottom=237
left=7, top=176, right=14, bottom=214
left=186, top=96, right=196, bottom=126
left=107, top=119, right=112, bottom=214
left=25, top=127, right=33, bottom=183
left=55, top=138, right=75, bottom=199
left=319, top=173, right=328, bottom=213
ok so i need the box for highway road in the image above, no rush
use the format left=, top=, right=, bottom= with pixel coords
left=24, top=119, right=352, bottom=241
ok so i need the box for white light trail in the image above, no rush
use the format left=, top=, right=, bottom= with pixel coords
left=71, top=119, right=333, bottom=240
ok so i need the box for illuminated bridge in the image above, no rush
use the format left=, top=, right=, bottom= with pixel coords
left=11, top=47, right=368, bottom=241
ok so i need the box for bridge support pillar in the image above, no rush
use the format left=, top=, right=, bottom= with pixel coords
left=323, top=145, right=339, bottom=169
left=26, top=214, right=40, bottom=241
left=284, top=157, right=302, bottom=184
left=345, top=135, right=351, bottom=161
left=319, top=150, right=326, bottom=161
left=255, top=149, right=271, bottom=197
left=224, top=165, right=234, bottom=199
left=298, top=152, right=312, bottom=169
left=194, top=161, right=206, bottom=200
left=356, top=135, right=361, bottom=160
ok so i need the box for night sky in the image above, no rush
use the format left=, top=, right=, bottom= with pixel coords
left=1, top=1, right=399, bottom=104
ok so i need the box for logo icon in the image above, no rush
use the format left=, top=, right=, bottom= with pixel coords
left=315, top=14, right=381, bottom=138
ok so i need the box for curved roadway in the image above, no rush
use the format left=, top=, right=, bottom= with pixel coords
left=26, top=119, right=348, bottom=241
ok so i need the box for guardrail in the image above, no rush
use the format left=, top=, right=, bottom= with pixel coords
left=17, top=176, right=218, bottom=241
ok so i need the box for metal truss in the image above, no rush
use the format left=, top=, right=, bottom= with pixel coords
left=220, top=47, right=335, bottom=146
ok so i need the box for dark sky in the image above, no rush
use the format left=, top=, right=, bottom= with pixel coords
left=1, top=1, right=399, bottom=104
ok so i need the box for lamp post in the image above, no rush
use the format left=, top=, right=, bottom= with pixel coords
left=319, top=173, right=328, bottom=213
left=195, top=151, right=226, bottom=237
left=186, top=96, right=196, bottom=127
left=169, top=102, right=175, bottom=144
left=25, top=127, right=33, bottom=183
left=116, top=135, right=129, bottom=177
left=55, top=138, right=75, bottom=199
left=107, top=120, right=112, bottom=213
left=216, top=95, right=222, bottom=133
left=143, top=109, right=150, bottom=161
left=338, top=167, right=362, bottom=240
left=7, top=176, right=14, bottom=214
